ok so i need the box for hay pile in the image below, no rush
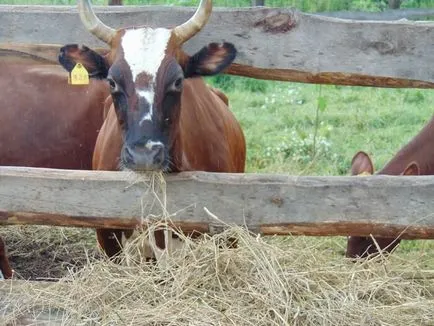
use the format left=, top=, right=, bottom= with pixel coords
left=2, top=226, right=434, bottom=325
left=1, top=172, right=434, bottom=325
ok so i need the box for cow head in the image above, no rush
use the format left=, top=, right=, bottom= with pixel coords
left=58, top=0, right=236, bottom=171
left=350, top=151, right=420, bottom=177
left=346, top=151, right=420, bottom=258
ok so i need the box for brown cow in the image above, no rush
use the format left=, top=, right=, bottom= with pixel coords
left=57, top=0, right=246, bottom=260
left=0, top=61, right=110, bottom=278
left=346, top=150, right=420, bottom=259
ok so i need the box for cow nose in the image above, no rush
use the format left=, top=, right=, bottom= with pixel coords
left=140, top=143, right=163, bottom=165
left=126, top=142, right=165, bottom=169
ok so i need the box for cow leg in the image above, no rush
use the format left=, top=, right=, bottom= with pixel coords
left=95, top=229, right=125, bottom=262
left=96, top=228, right=171, bottom=264
left=0, top=237, right=13, bottom=279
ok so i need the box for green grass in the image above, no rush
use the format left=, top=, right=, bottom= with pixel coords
left=207, top=76, right=434, bottom=176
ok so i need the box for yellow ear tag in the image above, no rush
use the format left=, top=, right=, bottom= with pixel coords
left=69, top=63, right=89, bottom=85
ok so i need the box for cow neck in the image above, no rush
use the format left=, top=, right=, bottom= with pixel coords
left=380, top=115, right=434, bottom=175
left=168, top=122, right=191, bottom=173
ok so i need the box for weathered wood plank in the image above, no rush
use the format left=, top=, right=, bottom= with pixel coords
left=1, top=5, right=434, bottom=88
left=318, top=8, right=434, bottom=21
left=1, top=167, right=434, bottom=239
left=0, top=43, right=78, bottom=65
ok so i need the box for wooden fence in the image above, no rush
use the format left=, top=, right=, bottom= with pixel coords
left=0, top=5, right=433, bottom=238
left=0, top=4, right=434, bottom=234
left=1, top=5, right=434, bottom=88
left=1, top=167, right=434, bottom=239
left=2, top=4, right=434, bottom=325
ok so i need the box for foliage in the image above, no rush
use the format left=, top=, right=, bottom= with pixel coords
left=220, top=76, right=434, bottom=177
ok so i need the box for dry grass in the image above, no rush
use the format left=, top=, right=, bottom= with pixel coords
left=1, top=172, right=434, bottom=325
left=1, top=226, right=434, bottom=326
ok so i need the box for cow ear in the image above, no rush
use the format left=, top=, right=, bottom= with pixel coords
left=351, top=151, right=374, bottom=176
left=183, top=42, right=236, bottom=78
left=402, top=161, right=420, bottom=176
left=58, top=44, right=109, bottom=79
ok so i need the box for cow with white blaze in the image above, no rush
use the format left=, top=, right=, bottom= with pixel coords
left=58, top=0, right=246, bottom=260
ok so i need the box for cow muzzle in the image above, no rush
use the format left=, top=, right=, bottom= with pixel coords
left=122, top=141, right=166, bottom=171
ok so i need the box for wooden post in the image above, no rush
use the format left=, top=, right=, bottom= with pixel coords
left=252, top=0, right=265, bottom=6
left=388, top=0, right=401, bottom=9
left=108, top=0, right=123, bottom=5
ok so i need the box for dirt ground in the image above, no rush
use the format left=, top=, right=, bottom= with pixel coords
left=0, top=225, right=102, bottom=280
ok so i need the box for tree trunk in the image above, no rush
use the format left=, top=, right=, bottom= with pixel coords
left=108, top=0, right=122, bottom=5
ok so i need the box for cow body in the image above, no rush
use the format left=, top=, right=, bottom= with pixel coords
left=0, top=62, right=110, bottom=278
left=58, top=0, right=246, bottom=259
left=346, top=115, right=429, bottom=258
left=93, top=78, right=245, bottom=258
left=379, top=115, right=434, bottom=176
left=0, top=63, right=109, bottom=168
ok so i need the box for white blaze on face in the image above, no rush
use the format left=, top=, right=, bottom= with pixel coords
left=137, top=89, right=154, bottom=123
left=122, top=27, right=172, bottom=121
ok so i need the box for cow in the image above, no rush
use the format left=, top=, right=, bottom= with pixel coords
left=57, top=0, right=246, bottom=260
left=346, top=150, right=421, bottom=259
left=0, top=60, right=111, bottom=278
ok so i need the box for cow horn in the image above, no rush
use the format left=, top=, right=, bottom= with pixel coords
left=173, top=0, right=212, bottom=44
left=77, top=0, right=116, bottom=44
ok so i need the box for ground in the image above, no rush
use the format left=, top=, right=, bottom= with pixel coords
left=2, top=77, right=434, bottom=280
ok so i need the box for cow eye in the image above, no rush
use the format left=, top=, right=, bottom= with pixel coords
left=174, top=77, right=183, bottom=89
left=168, top=77, right=183, bottom=93
left=107, top=77, right=117, bottom=92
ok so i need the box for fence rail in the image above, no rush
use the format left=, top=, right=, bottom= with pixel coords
left=1, top=5, right=434, bottom=88
left=319, top=8, right=434, bottom=21
left=1, top=167, right=434, bottom=239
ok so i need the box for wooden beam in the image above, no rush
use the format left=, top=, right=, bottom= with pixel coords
left=1, top=167, right=434, bottom=239
left=1, top=6, right=434, bottom=88
left=318, top=8, right=434, bottom=21
left=0, top=43, right=107, bottom=65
